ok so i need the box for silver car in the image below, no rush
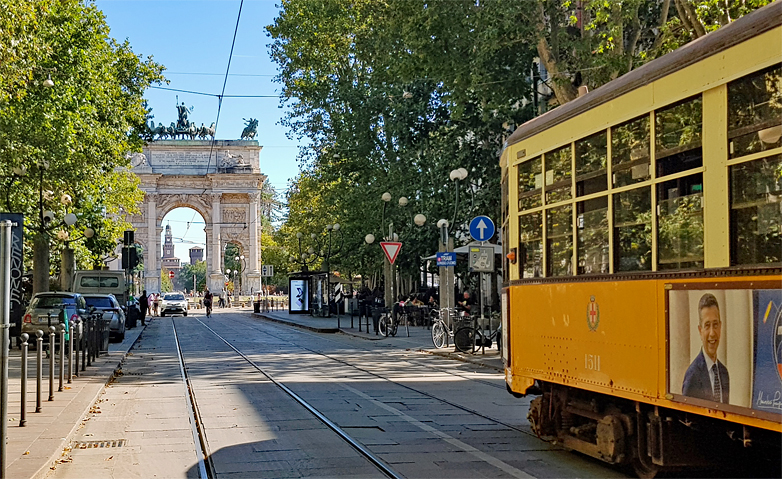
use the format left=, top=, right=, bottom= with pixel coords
left=82, top=293, right=126, bottom=341
left=22, top=292, right=86, bottom=347
left=160, top=292, right=188, bottom=317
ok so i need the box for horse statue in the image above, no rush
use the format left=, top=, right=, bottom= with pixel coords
left=197, top=122, right=216, bottom=140
left=241, top=118, right=258, bottom=140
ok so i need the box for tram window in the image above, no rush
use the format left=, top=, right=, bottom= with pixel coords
left=519, top=212, right=543, bottom=278
left=730, top=155, right=782, bottom=265
left=576, top=131, right=607, bottom=196
left=657, top=173, right=704, bottom=270
left=545, top=146, right=572, bottom=204
left=728, top=64, right=782, bottom=159
left=546, top=205, right=573, bottom=276
left=613, top=187, right=652, bottom=272
left=655, top=96, right=702, bottom=160
left=577, top=196, right=608, bottom=274
left=518, top=157, right=542, bottom=210
left=612, top=115, right=650, bottom=187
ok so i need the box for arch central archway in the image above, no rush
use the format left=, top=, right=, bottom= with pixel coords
left=128, top=140, right=266, bottom=295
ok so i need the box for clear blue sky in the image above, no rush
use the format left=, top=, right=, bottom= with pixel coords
left=95, top=0, right=301, bottom=261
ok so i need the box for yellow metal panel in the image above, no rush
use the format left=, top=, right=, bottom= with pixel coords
left=509, top=280, right=659, bottom=398
left=702, top=85, right=730, bottom=268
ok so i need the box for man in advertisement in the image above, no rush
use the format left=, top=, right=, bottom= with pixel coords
left=682, top=293, right=731, bottom=403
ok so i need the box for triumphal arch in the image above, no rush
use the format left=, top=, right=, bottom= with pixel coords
left=127, top=139, right=266, bottom=294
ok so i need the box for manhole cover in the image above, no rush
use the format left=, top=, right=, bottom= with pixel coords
left=72, top=439, right=126, bottom=449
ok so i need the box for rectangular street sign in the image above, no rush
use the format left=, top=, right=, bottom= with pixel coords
left=436, top=252, right=456, bottom=267
left=261, top=265, right=274, bottom=277
left=468, top=246, right=495, bottom=272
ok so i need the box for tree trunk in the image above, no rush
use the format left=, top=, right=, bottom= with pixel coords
left=33, top=233, right=49, bottom=294
left=535, top=2, right=578, bottom=106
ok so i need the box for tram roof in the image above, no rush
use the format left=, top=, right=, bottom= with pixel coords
left=504, top=1, right=782, bottom=150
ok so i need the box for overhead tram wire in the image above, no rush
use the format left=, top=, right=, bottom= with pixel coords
left=150, top=85, right=278, bottom=98
left=204, top=0, right=246, bottom=180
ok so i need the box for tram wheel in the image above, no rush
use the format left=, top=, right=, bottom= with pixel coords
left=632, top=458, right=659, bottom=479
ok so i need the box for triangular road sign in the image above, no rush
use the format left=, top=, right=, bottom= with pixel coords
left=380, top=242, right=402, bottom=264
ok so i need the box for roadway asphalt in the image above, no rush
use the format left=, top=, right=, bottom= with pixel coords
left=2, top=306, right=501, bottom=479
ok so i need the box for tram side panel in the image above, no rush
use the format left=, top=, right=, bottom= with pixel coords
left=506, top=280, right=660, bottom=403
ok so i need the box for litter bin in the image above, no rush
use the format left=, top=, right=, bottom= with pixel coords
left=253, top=301, right=260, bottom=313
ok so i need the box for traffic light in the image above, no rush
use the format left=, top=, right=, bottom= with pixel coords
left=122, top=246, right=138, bottom=269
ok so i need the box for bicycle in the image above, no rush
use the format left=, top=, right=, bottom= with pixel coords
left=204, top=299, right=212, bottom=318
left=431, top=307, right=458, bottom=348
left=453, top=314, right=501, bottom=354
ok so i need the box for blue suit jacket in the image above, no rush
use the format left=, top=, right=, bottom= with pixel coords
left=682, top=350, right=730, bottom=403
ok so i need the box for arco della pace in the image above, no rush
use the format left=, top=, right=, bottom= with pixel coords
left=126, top=137, right=266, bottom=295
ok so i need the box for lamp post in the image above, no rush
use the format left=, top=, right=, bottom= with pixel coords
left=234, top=255, right=246, bottom=295
left=365, top=193, right=426, bottom=306
left=59, top=214, right=95, bottom=291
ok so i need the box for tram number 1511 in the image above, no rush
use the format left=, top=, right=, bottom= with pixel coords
left=585, top=354, right=601, bottom=372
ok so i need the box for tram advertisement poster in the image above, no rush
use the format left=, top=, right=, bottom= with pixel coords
left=290, top=279, right=308, bottom=312
left=752, top=290, right=782, bottom=414
left=667, top=286, right=782, bottom=417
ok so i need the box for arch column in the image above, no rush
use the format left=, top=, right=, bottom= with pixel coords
left=144, top=193, right=160, bottom=293
left=246, top=192, right=261, bottom=294
left=209, top=192, right=224, bottom=292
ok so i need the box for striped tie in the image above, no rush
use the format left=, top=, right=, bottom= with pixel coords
left=712, top=363, right=722, bottom=402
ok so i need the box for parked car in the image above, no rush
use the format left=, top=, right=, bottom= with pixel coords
left=82, top=293, right=126, bottom=341
left=160, top=292, right=188, bottom=317
left=22, top=292, right=86, bottom=347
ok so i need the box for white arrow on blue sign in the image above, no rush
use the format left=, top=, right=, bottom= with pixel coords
left=469, top=216, right=495, bottom=242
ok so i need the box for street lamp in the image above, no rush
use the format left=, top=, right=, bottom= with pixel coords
left=59, top=214, right=95, bottom=291
left=365, top=193, right=426, bottom=306
left=234, top=255, right=246, bottom=295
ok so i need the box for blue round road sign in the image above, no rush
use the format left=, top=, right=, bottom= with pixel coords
left=469, top=216, right=495, bottom=242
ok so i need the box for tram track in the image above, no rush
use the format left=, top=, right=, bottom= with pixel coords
left=231, top=317, right=533, bottom=437
left=171, top=313, right=549, bottom=479
left=170, top=315, right=404, bottom=479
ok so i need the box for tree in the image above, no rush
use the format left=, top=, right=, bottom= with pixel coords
left=0, top=0, right=165, bottom=292
left=267, top=0, right=771, bottom=286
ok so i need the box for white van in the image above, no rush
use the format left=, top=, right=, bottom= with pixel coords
left=72, top=270, right=127, bottom=305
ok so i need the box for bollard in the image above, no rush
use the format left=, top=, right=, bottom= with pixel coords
left=48, top=326, right=55, bottom=401
left=58, top=324, right=65, bottom=392
left=68, top=320, right=74, bottom=383
left=20, top=333, right=28, bottom=427
left=35, top=330, right=42, bottom=412
left=73, top=319, right=80, bottom=377
left=82, top=317, right=87, bottom=370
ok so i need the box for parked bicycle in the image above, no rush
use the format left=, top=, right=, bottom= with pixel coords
left=431, top=307, right=458, bottom=348
left=379, top=305, right=411, bottom=337
left=453, top=314, right=501, bottom=354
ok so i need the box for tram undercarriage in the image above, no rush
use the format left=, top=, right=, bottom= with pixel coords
left=526, top=382, right=781, bottom=477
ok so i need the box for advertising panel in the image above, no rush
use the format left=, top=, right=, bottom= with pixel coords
left=668, top=284, right=782, bottom=419
left=0, top=214, right=24, bottom=342
left=290, top=279, right=309, bottom=312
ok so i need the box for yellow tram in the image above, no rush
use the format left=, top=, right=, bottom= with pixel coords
left=499, top=3, right=781, bottom=476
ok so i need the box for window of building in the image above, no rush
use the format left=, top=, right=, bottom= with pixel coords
left=612, top=115, right=650, bottom=187
left=613, top=187, right=652, bottom=272
left=519, top=212, right=543, bottom=278
left=728, top=64, right=782, bottom=159
left=577, top=196, right=609, bottom=274
left=545, top=146, right=572, bottom=204
left=730, top=155, right=782, bottom=265
left=657, top=174, right=704, bottom=269
left=546, top=205, right=572, bottom=276
left=518, top=157, right=542, bottom=210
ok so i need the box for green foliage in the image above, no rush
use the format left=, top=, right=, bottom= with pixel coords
left=0, top=0, right=165, bottom=277
left=266, top=0, right=770, bottom=285
left=178, top=261, right=206, bottom=293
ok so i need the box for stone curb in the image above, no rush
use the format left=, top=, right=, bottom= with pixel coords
left=253, top=312, right=502, bottom=371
